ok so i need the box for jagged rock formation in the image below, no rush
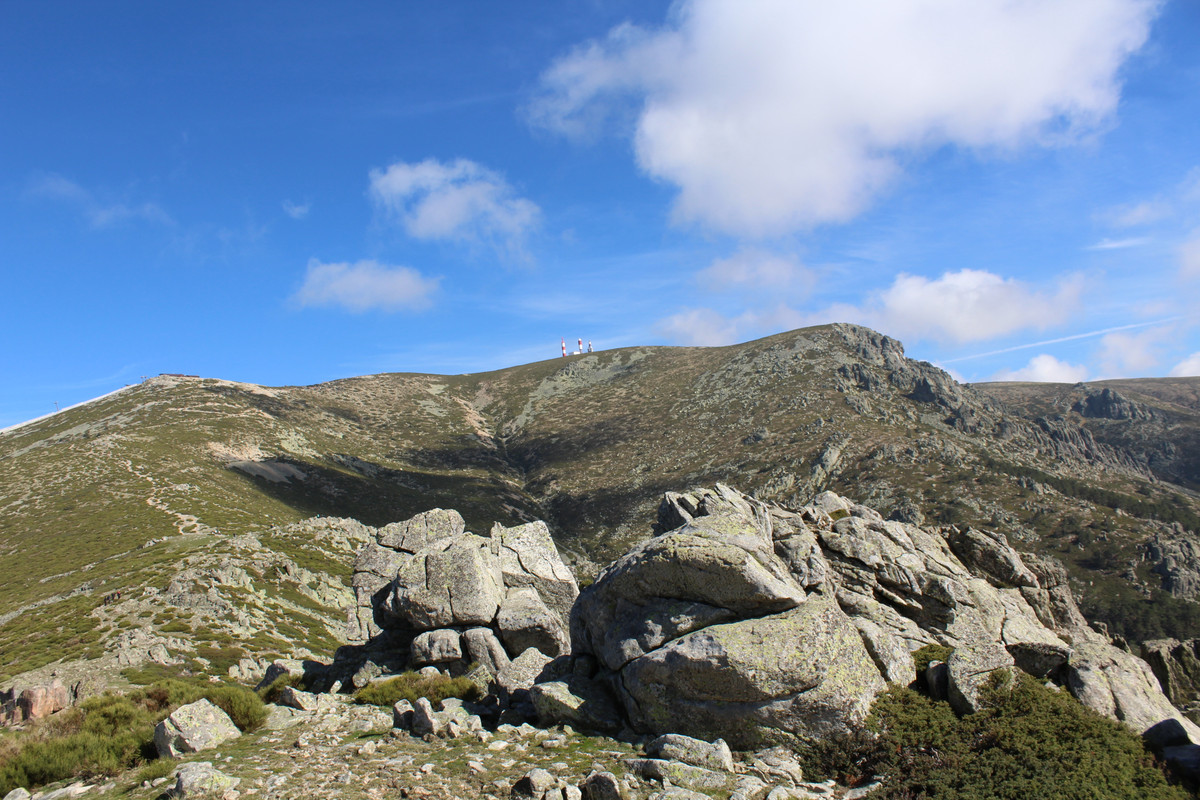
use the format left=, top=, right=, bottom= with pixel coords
left=348, top=489, right=1199, bottom=749
left=1142, top=638, right=1200, bottom=724
left=561, top=485, right=1199, bottom=745
left=347, top=513, right=579, bottom=687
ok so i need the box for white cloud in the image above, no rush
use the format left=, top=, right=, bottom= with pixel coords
left=828, top=269, right=1083, bottom=344
left=1170, top=352, right=1200, bottom=377
left=292, top=259, right=439, bottom=312
left=29, top=174, right=172, bottom=228
left=369, top=158, right=539, bottom=259
left=1087, top=236, right=1150, bottom=250
left=531, top=0, right=1158, bottom=236
left=698, top=249, right=814, bottom=291
left=993, top=354, right=1088, bottom=383
left=1097, top=327, right=1169, bottom=376
left=1101, top=200, right=1170, bottom=228
left=1181, top=235, right=1200, bottom=280
left=656, top=308, right=739, bottom=346
left=655, top=304, right=805, bottom=346
left=283, top=200, right=311, bottom=219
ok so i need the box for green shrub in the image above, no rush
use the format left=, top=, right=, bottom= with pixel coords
left=911, top=643, right=954, bottom=678
left=353, top=671, right=481, bottom=708
left=257, top=672, right=304, bottom=704
left=0, top=679, right=267, bottom=795
left=133, top=757, right=177, bottom=784
left=846, top=674, right=1188, bottom=799
left=203, top=685, right=266, bottom=732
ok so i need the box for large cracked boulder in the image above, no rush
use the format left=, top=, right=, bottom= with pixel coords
left=570, top=485, right=883, bottom=747
left=348, top=509, right=466, bottom=642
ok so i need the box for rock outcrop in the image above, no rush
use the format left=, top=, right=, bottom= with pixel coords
left=561, top=484, right=1200, bottom=746
left=0, top=678, right=71, bottom=725
left=153, top=698, right=242, bottom=758
left=348, top=512, right=579, bottom=686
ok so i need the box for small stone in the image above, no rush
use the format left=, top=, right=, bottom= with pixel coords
left=581, top=771, right=624, bottom=800
left=393, top=699, right=415, bottom=730
left=512, top=767, right=558, bottom=797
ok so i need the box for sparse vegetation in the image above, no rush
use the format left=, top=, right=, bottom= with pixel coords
left=0, top=679, right=265, bottom=795
left=353, top=671, right=481, bottom=708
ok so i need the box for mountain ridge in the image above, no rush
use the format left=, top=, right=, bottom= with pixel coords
left=2, top=323, right=1199, bottom=689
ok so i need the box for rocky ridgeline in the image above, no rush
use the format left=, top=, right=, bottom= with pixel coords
left=329, top=484, right=1200, bottom=754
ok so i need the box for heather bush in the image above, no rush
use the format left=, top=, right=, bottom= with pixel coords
left=354, top=671, right=481, bottom=708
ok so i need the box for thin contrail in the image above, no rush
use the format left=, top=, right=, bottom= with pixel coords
left=940, top=317, right=1185, bottom=364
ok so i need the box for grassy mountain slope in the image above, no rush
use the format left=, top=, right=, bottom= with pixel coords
left=3, top=323, right=1199, bottom=687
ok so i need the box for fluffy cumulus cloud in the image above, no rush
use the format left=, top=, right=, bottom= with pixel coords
left=698, top=248, right=814, bottom=292
left=532, top=0, right=1158, bottom=236
left=1171, top=352, right=1200, bottom=377
left=1097, top=327, right=1169, bottom=376
left=292, top=259, right=439, bottom=312
left=835, top=269, right=1083, bottom=344
left=993, top=354, right=1088, bottom=383
left=369, top=158, right=539, bottom=259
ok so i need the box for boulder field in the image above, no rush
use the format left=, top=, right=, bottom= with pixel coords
left=342, top=484, right=1199, bottom=749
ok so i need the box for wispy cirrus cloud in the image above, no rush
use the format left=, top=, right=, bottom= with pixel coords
left=282, top=199, right=311, bottom=220
left=29, top=173, right=173, bottom=228
left=369, top=158, right=540, bottom=260
left=1086, top=236, right=1151, bottom=250
left=292, top=259, right=439, bottom=312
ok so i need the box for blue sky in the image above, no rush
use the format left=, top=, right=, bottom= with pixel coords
left=3, top=0, right=1200, bottom=428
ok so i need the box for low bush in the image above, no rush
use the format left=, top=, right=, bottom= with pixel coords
left=257, top=672, right=304, bottom=704
left=806, top=673, right=1187, bottom=799
left=354, top=671, right=481, bottom=708
left=203, top=685, right=266, bottom=732
left=911, top=644, right=954, bottom=677
left=0, top=679, right=266, bottom=795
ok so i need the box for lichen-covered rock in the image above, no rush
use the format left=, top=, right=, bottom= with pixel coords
left=346, top=509, right=466, bottom=642
left=529, top=676, right=623, bottom=734
left=618, top=592, right=884, bottom=746
left=154, top=698, right=241, bottom=758
left=566, top=484, right=1200, bottom=744
left=646, top=733, right=735, bottom=773
left=172, top=761, right=240, bottom=797
left=381, top=534, right=505, bottom=630
left=572, top=509, right=805, bottom=673
left=497, top=586, right=570, bottom=658
left=462, top=626, right=511, bottom=675
left=947, top=642, right=1015, bottom=714
left=625, top=758, right=732, bottom=792
left=410, top=629, right=463, bottom=665
left=1067, top=641, right=1200, bottom=738
left=489, top=520, right=579, bottom=623
left=496, top=647, right=553, bottom=694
